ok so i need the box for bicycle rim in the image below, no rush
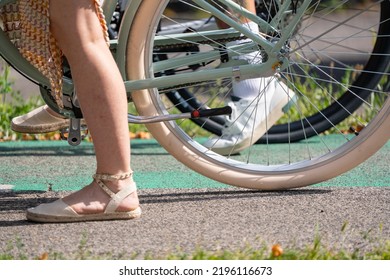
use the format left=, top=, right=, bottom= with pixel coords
left=125, top=0, right=390, bottom=189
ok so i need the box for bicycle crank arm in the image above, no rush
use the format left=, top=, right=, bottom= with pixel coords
left=128, top=106, right=232, bottom=124
left=60, top=118, right=88, bottom=146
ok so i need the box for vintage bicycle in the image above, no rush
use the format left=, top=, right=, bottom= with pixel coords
left=1, top=0, right=389, bottom=190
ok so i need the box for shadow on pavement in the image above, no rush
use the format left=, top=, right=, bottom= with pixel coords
left=139, top=188, right=332, bottom=204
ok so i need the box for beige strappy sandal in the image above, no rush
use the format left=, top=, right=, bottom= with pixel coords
left=26, top=172, right=141, bottom=223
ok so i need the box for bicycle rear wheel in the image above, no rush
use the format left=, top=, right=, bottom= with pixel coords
left=124, top=0, right=390, bottom=190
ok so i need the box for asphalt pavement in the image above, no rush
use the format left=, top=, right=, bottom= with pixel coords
left=0, top=138, right=389, bottom=259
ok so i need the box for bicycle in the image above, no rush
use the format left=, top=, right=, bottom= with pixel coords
left=1, top=0, right=389, bottom=190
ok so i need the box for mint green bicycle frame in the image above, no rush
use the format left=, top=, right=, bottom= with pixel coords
left=0, top=0, right=309, bottom=114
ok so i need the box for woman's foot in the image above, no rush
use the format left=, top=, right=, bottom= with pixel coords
left=62, top=177, right=140, bottom=214
left=26, top=173, right=141, bottom=223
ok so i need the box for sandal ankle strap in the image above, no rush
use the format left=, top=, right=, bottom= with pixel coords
left=93, top=171, right=137, bottom=213
left=93, top=171, right=133, bottom=181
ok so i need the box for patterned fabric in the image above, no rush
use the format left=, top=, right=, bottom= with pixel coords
left=0, top=0, right=109, bottom=109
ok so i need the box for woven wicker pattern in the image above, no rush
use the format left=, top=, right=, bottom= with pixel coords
left=0, top=3, right=22, bottom=47
left=0, top=0, right=109, bottom=109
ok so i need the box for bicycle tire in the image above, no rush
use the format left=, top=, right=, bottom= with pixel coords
left=123, top=0, right=390, bottom=190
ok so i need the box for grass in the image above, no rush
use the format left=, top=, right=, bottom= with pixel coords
left=1, top=224, right=389, bottom=260
left=1, top=237, right=389, bottom=260
left=279, top=63, right=389, bottom=135
left=0, top=64, right=46, bottom=141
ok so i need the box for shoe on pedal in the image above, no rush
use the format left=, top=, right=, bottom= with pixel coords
left=203, top=78, right=294, bottom=155
left=11, top=105, right=86, bottom=134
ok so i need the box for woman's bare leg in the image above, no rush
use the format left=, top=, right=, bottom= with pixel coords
left=49, top=0, right=138, bottom=213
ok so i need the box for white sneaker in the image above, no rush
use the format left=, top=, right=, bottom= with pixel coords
left=203, top=78, right=294, bottom=155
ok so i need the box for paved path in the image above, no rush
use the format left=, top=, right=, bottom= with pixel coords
left=0, top=139, right=389, bottom=259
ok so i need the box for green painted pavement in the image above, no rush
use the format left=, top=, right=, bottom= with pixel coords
left=0, top=139, right=230, bottom=192
left=0, top=136, right=389, bottom=192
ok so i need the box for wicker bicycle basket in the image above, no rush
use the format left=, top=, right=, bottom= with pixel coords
left=0, top=0, right=109, bottom=109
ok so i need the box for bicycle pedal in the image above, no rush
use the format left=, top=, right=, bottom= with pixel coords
left=60, top=118, right=88, bottom=146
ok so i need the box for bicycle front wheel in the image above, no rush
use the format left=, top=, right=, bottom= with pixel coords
left=124, top=0, right=390, bottom=190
